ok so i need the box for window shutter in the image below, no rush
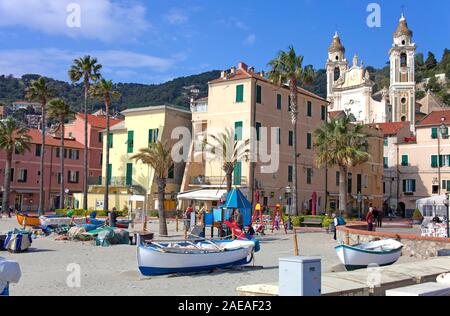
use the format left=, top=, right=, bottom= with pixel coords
left=432, top=155, right=438, bottom=168
left=277, top=94, right=282, bottom=110
left=412, top=180, right=416, bottom=192
left=236, top=85, right=244, bottom=103
left=307, top=133, right=312, bottom=149
left=432, top=128, right=438, bottom=139
left=108, top=133, right=113, bottom=148
left=127, top=131, right=134, bottom=153
left=256, top=85, right=262, bottom=104
left=234, top=122, right=243, bottom=141
left=403, top=180, right=406, bottom=192
left=255, top=122, right=261, bottom=141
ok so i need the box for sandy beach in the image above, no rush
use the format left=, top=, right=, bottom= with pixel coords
left=0, top=217, right=416, bottom=296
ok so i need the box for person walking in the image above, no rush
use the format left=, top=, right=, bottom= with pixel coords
left=378, top=207, right=384, bottom=228
left=184, top=204, right=193, bottom=232
left=366, top=207, right=374, bottom=232
left=372, top=207, right=379, bottom=228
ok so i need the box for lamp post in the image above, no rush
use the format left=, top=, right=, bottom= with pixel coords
left=286, top=185, right=293, bottom=231
left=444, top=194, right=450, bottom=238
left=438, top=117, right=447, bottom=195
left=357, top=192, right=362, bottom=220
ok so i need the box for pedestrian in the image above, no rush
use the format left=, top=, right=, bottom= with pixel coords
left=372, top=207, right=379, bottom=227
left=366, top=207, right=374, bottom=231
left=235, top=209, right=244, bottom=231
left=184, top=203, right=193, bottom=232
left=331, top=213, right=337, bottom=240
left=109, top=207, right=118, bottom=228
left=378, top=208, right=384, bottom=228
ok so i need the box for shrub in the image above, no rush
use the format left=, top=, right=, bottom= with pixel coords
left=55, top=209, right=125, bottom=217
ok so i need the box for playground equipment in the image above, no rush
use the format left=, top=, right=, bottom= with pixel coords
left=271, top=204, right=287, bottom=234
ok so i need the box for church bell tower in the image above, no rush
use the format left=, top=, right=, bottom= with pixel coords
left=389, top=14, right=416, bottom=129
left=326, top=32, right=348, bottom=102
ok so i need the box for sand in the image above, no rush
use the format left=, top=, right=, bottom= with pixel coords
left=0, top=217, right=415, bottom=296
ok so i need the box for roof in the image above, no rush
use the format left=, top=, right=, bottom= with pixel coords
left=328, top=32, right=345, bottom=53
left=177, top=189, right=227, bottom=201
left=109, top=120, right=126, bottom=132
left=328, top=110, right=345, bottom=120
left=24, top=128, right=84, bottom=149
left=121, top=104, right=191, bottom=116
left=394, top=14, right=413, bottom=38
left=367, top=121, right=410, bottom=135
left=209, top=63, right=327, bottom=102
left=76, top=113, right=123, bottom=129
left=417, top=110, right=450, bottom=127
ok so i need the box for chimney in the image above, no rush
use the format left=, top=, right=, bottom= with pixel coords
left=238, top=62, right=248, bottom=71
left=248, top=66, right=255, bottom=73
left=220, top=70, right=226, bottom=78
left=230, top=66, right=236, bottom=74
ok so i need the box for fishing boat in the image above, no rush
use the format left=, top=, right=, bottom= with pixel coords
left=16, top=213, right=40, bottom=227
left=335, top=239, right=403, bottom=270
left=137, top=236, right=260, bottom=276
left=39, top=215, right=86, bottom=228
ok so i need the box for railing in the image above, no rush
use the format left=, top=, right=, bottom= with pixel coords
left=192, top=104, right=208, bottom=113
left=190, top=176, right=248, bottom=186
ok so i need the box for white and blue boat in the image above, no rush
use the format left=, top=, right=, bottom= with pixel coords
left=335, top=239, right=403, bottom=270
left=137, top=236, right=260, bottom=276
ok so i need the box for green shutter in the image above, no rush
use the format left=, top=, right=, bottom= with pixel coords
left=168, top=165, right=175, bottom=179
left=443, top=180, right=447, bottom=190
left=256, top=122, right=261, bottom=141
left=233, top=161, right=242, bottom=185
left=288, top=131, right=293, bottom=146
left=236, top=84, right=244, bottom=103
left=126, top=163, right=133, bottom=186
left=307, top=133, right=312, bottom=149
left=127, top=131, right=134, bottom=153
left=432, top=155, right=438, bottom=168
left=403, top=180, right=406, bottom=192
left=277, top=94, right=282, bottom=110
left=412, top=180, right=416, bottom=192
left=432, top=128, right=438, bottom=139
left=108, top=133, right=113, bottom=149
left=107, top=164, right=112, bottom=185
left=234, top=121, right=243, bottom=140
left=256, top=85, right=262, bottom=104
left=307, top=101, right=312, bottom=117
left=401, top=155, right=408, bottom=166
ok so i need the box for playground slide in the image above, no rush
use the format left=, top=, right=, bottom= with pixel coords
left=224, top=221, right=246, bottom=240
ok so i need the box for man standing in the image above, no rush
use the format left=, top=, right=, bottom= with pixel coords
left=184, top=203, right=193, bottom=232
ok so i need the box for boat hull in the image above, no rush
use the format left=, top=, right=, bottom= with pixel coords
left=39, top=216, right=86, bottom=228
left=137, top=240, right=255, bottom=276
left=16, top=213, right=40, bottom=227
left=335, top=240, right=403, bottom=270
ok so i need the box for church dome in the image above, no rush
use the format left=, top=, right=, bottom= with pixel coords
left=328, top=32, right=346, bottom=53
left=394, top=14, right=413, bottom=38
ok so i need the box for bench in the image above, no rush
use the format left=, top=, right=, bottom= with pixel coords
left=301, top=218, right=323, bottom=227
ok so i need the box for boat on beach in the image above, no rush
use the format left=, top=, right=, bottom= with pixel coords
left=16, top=213, right=40, bottom=227
left=137, top=236, right=260, bottom=276
left=39, top=215, right=86, bottom=228
left=335, top=239, right=403, bottom=270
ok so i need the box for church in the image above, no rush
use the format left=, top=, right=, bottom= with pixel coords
left=326, top=14, right=417, bottom=131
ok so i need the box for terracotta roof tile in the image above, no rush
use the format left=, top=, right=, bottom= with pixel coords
left=76, top=113, right=123, bottom=129
left=367, top=121, right=409, bottom=135
left=23, top=128, right=84, bottom=149
left=417, top=110, right=450, bottom=127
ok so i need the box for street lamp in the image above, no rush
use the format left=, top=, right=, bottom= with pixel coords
left=438, top=117, right=447, bottom=195
left=357, top=192, right=363, bottom=220
left=286, top=185, right=293, bottom=231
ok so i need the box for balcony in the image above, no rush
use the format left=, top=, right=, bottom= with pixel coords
left=88, top=177, right=146, bottom=194
left=189, top=176, right=248, bottom=187
left=192, top=103, right=208, bottom=113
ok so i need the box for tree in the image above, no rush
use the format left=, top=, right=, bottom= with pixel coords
left=425, top=52, right=438, bottom=70
left=91, top=79, right=121, bottom=212
left=0, top=118, right=31, bottom=215
left=69, top=56, right=102, bottom=211
left=25, top=77, right=54, bottom=215
left=131, top=141, right=173, bottom=236
left=314, top=113, right=370, bottom=215
left=203, top=129, right=250, bottom=192
left=47, top=98, right=75, bottom=209
left=267, top=46, right=314, bottom=215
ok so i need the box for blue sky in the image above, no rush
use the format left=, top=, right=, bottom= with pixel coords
left=0, top=0, right=449, bottom=84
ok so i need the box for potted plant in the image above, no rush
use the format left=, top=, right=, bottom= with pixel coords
left=412, top=209, right=424, bottom=225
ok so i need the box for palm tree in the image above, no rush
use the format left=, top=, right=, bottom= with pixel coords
left=315, top=113, right=370, bottom=215
left=131, top=141, right=173, bottom=236
left=267, top=46, right=314, bottom=215
left=26, top=77, right=54, bottom=215
left=0, top=118, right=31, bottom=215
left=91, top=79, right=121, bottom=213
left=69, top=56, right=102, bottom=211
left=47, top=98, right=75, bottom=209
left=203, top=129, right=250, bottom=192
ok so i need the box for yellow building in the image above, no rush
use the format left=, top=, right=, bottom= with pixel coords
left=181, top=62, right=384, bottom=215
left=78, top=105, right=191, bottom=211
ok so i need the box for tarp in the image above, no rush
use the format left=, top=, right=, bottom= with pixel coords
left=416, top=195, right=448, bottom=218
left=223, top=188, right=252, bottom=209
left=177, top=189, right=227, bottom=201
left=0, top=257, right=21, bottom=283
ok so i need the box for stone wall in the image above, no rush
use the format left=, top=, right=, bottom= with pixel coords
left=336, top=224, right=450, bottom=260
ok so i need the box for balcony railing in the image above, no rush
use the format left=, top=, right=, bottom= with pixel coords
left=190, top=176, right=248, bottom=186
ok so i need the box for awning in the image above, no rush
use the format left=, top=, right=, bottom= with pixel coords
left=177, top=189, right=227, bottom=201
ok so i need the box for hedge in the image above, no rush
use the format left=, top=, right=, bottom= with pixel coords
left=55, top=209, right=126, bottom=217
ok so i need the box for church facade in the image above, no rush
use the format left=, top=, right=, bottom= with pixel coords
left=326, top=14, right=416, bottom=131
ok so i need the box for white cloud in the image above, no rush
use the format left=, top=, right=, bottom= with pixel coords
left=0, top=0, right=150, bottom=42
left=244, top=34, right=256, bottom=46
left=0, top=48, right=181, bottom=82
left=164, top=8, right=189, bottom=25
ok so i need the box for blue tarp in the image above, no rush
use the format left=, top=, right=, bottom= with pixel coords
left=223, top=188, right=252, bottom=209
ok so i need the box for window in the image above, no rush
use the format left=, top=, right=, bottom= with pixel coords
left=442, top=180, right=450, bottom=191
left=98, top=132, right=102, bottom=143
left=100, top=153, right=103, bottom=165
left=236, top=84, right=244, bottom=103
left=35, top=144, right=42, bottom=156
left=68, top=132, right=73, bottom=139
left=233, top=161, right=242, bottom=185
left=307, top=133, right=312, bottom=149
left=234, top=122, right=243, bottom=141
left=277, top=94, right=282, bottom=110
left=108, top=133, right=113, bottom=148
left=149, top=129, right=159, bottom=144
left=126, top=163, right=133, bottom=186
left=288, top=131, right=293, bottom=147
left=288, top=96, right=291, bottom=112
left=276, top=128, right=281, bottom=145
left=321, top=105, right=326, bottom=121
left=307, top=101, right=312, bottom=117
left=307, top=168, right=313, bottom=185
left=347, top=173, right=353, bottom=194
left=168, top=165, right=175, bottom=180
left=336, top=171, right=340, bottom=186
left=403, top=179, right=416, bottom=194
left=127, top=131, right=134, bottom=153
left=364, top=175, right=369, bottom=188
left=255, top=122, right=261, bottom=141
left=357, top=174, right=362, bottom=193
left=401, top=155, right=409, bottom=166
left=68, top=171, right=79, bottom=184
left=432, top=128, right=438, bottom=139
left=256, top=85, right=262, bottom=104
left=334, top=67, right=340, bottom=81
left=10, top=168, right=14, bottom=182
left=432, top=185, right=439, bottom=194
left=400, top=53, right=407, bottom=67
left=384, top=157, right=389, bottom=169
left=17, top=169, right=27, bottom=183
left=442, top=127, right=449, bottom=139
left=288, top=165, right=293, bottom=183
left=57, top=173, right=62, bottom=185
left=384, top=137, right=388, bottom=147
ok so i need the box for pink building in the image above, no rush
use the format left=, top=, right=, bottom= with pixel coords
left=65, top=113, right=123, bottom=185
left=0, top=129, right=84, bottom=211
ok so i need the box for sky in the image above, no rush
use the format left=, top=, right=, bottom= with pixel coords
left=0, top=0, right=449, bottom=84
